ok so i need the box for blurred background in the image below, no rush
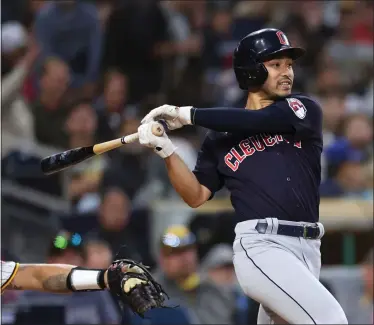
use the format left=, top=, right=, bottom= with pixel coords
left=1, top=0, right=373, bottom=324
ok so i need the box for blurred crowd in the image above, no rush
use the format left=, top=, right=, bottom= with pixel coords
left=1, top=0, right=373, bottom=324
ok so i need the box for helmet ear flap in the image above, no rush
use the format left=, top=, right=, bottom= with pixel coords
left=247, top=49, right=268, bottom=88
left=254, top=62, right=268, bottom=86
left=234, top=49, right=269, bottom=90
left=234, top=63, right=268, bottom=90
left=234, top=67, right=252, bottom=90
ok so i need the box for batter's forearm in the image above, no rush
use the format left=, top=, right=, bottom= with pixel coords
left=165, top=153, right=207, bottom=207
left=191, top=107, right=294, bottom=134
left=9, top=264, right=75, bottom=293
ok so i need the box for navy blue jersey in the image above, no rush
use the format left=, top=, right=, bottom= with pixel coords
left=193, top=94, right=323, bottom=223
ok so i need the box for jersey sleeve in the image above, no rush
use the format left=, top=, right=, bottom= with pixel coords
left=193, top=132, right=224, bottom=199
left=192, top=94, right=323, bottom=139
left=276, top=95, right=323, bottom=141
left=1, top=261, right=19, bottom=292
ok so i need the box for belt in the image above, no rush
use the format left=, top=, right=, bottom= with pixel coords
left=255, top=221, right=320, bottom=239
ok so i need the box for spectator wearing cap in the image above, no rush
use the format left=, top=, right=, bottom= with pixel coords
left=34, top=1, right=102, bottom=96
left=2, top=0, right=27, bottom=24
left=201, top=243, right=236, bottom=288
left=320, top=113, right=373, bottom=198
left=319, top=148, right=369, bottom=198
left=145, top=225, right=236, bottom=324
left=201, top=244, right=253, bottom=325
left=1, top=21, right=39, bottom=145
left=2, top=21, right=29, bottom=75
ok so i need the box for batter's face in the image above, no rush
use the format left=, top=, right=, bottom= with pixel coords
left=262, top=56, right=294, bottom=98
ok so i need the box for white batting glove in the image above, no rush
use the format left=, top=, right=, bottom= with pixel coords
left=141, top=105, right=193, bottom=131
left=138, top=121, right=177, bottom=159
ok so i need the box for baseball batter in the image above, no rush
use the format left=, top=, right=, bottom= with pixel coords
left=138, top=28, right=348, bottom=324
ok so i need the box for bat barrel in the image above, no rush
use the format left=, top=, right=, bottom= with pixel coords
left=41, top=147, right=95, bottom=175
left=40, top=121, right=167, bottom=176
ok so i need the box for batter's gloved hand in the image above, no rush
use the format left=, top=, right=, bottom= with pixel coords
left=141, top=105, right=193, bottom=131
left=138, top=121, right=176, bottom=158
left=106, top=259, right=169, bottom=318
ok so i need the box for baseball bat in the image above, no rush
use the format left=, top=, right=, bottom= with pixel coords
left=40, top=122, right=165, bottom=175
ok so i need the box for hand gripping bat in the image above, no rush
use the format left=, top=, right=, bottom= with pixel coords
left=41, top=122, right=165, bottom=175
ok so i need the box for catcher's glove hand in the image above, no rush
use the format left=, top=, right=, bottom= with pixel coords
left=106, top=259, right=169, bottom=317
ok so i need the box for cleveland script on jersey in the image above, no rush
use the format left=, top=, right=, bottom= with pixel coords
left=192, top=94, right=323, bottom=223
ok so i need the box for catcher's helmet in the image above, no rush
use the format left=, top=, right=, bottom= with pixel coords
left=233, top=28, right=305, bottom=90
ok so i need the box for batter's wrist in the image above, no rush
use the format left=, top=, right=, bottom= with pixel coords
left=178, top=106, right=193, bottom=125
left=190, top=107, right=197, bottom=125
left=154, top=140, right=176, bottom=159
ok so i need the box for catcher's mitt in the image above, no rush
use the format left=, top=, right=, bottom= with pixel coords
left=106, top=259, right=169, bottom=317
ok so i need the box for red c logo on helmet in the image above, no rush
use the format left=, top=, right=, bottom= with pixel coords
left=276, top=31, right=289, bottom=46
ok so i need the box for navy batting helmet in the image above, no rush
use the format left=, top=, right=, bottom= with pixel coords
left=233, top=28, right=305, bottom=90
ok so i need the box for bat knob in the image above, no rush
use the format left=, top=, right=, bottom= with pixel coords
left=152, top=121, right=166, bottom=136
